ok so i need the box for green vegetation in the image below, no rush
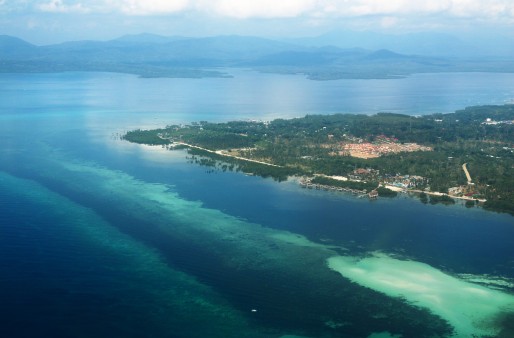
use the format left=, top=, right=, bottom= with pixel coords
left=419, top=192, right=429, bottom=204
left=376, top=187, right=398, bottom=198
left=123, top=105, right=514, bottom=216
left=124, top=129, right=169, bottom=145
left=465, top=200, right=476, bottom=208
left=186, top=147, right=296, bottom=182
left=429, top=195, right=456, bottom=205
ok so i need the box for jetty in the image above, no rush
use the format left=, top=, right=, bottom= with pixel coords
left=299, top=179, right=369, bottom=198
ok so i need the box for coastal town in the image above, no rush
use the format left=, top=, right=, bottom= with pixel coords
left=340, top=141, right=432, bottom=159
left=298, top=166, right=485, bottom=203
left=161, top=128, right=483, bottom=203
left=163, top=136, right=474, bottom=203
left=123, top=105, right=514, bottom=215
left=335, top=135, right=433, bottom=159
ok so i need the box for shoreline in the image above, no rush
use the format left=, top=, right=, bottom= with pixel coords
left=156, top=136, right=491, bottom=208
left=296, top=177, right=487, bottom=203
left=163, top=136, right=488, bottom=203
left=160, top=137, right=283, bottom=168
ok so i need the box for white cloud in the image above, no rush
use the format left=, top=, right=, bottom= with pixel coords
left=20, top=0, right=514, bottom=35
left=197, top=0, right=317, bottom=19
left=38, top=0, right=90, bottom=13
left=380, top=16, right=398, bottom=29
left=0, top=0, right=31, bottom=13
left=316, top=0, right=514, bottom=20
left=27, top=0, right=514, bottom=23
left=118, top=0, right=189, bottom=15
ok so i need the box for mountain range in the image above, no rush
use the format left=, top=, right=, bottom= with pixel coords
left=286, top=30, right=514, bottom=58
left=1, top=33, right=512, bottom=80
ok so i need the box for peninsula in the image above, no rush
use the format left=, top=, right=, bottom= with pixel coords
left=123, top=105, right=514, bottom=216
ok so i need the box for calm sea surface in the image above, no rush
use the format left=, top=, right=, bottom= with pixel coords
left=1, top=71, right=513, bottom=337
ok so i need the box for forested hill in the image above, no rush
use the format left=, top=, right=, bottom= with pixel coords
left=275, top=105, right=514, bottom=144
left=124, top=105, right=514, bottom=216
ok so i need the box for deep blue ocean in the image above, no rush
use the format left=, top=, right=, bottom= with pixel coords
left=1, top=70, right=513, bottom=338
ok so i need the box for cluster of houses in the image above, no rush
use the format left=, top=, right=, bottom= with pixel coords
left=347, top=168, right=381, bottom=181
left=348, top=169, right=428, bottom=190
left=382, top=174, right=428, bottom=189
left=339, top=141, right=432, bottom=159
left=299, top=168, right=429, bottom=199
left=482, top=118, right=514, bottom=125
left=448, top=186, right=481, bottom=199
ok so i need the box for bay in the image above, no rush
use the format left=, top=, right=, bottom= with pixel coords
left=0, top=71, right=513, bottom=337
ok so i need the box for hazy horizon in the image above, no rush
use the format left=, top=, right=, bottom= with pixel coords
left=1, top=0, right=513, bottom=47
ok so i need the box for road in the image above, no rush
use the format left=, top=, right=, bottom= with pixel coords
left=462, top=163, right=473, bottom=184
left=158, top=134, right=282, bottom=167
left=174, top=142, right=283, bottom=167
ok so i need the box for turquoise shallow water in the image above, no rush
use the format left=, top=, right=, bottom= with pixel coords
left=0, top=171, right=263, bottom=337
left=1, top=71, right=513, bottom=337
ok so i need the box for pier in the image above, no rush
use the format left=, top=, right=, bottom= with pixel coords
left=299, top=179, right=369, bottom=197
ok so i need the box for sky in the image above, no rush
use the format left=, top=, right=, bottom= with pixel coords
left=1, top=0, right=513, bottom=45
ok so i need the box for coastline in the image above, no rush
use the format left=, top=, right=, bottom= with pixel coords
left=162, top=137, right=489, bottom=205
left=296, top=176, right=487, bottom=204
left=162, top=138, right=282, bottom=168
left=406, top=187, right=487, bottom=203
left=131, top=104, right=513, bottom=215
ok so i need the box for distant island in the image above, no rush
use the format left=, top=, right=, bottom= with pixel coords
left=123, top=105, right=514, bottom=216
left=2, top=34, right=514, bottom=80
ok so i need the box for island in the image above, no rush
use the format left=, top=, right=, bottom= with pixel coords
left=123, top=105, right=514, bottom=216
